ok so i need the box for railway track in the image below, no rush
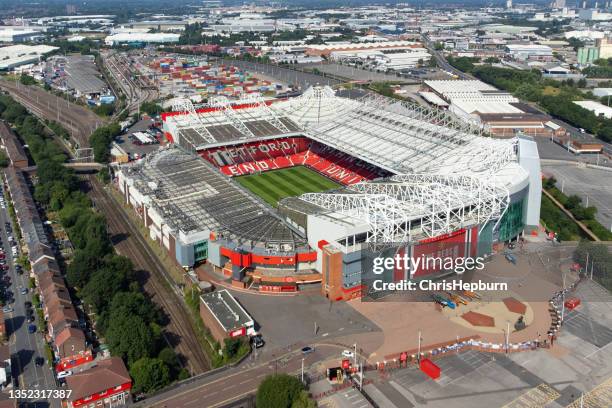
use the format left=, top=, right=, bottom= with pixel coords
left=102, top=51, right=158, bottom=118
left=87, top=176, right=211, bottom=374
left=0, top=79, right=105, bottom=148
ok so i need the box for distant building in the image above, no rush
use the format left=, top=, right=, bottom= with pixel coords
left=579, top=9, right=612, bottom=20
left=425, top=80, right=560, bottom=136
left=104, top=32, right=180, bottom=46
left=505, top=44, right=554, bottom=62
left=574, top=100, right=612, bottom=118
left=305, top=40, right=423, bottom=57
left=0, top=27, right=44, bottom=43
left=577, top=46, right=600, bottom=64
left=0, top=44, right=58, bottom=71
left=597, top=36, right=612, bottom=58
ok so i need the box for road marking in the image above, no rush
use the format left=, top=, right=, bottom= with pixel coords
left=565, top=377, right=612, bottom=408
left=143, top=343, right=351, bottom=407
left=502, top=384, right=561, bottom=408
left=208, top=389, right=257, bottom=408
left=584, top=341, right=612, bottom=359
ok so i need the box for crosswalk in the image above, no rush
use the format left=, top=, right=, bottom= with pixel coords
left=565, top=377, right=612, bottom=408
left=501, top=384, right=561, bottom=408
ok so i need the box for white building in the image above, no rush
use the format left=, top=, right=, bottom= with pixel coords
left=329, top=48, right=431, bottom=71
left=425, top=80, right=522, bottom=122
left=505, top=44, right=553, bottom=61
left=0, top=27, right=44, bottom=43
left=574, top=100, right=612, bottom=118
left=579, top=9, right=612, bottom=21
left=0, top=44, right=58, bottom=71
left=104, top=32, right=180, bottom=46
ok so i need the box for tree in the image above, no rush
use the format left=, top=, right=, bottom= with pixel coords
left=292, top=391, right=316, bottom=408
left=157, top=347, right=181, bottom=378
left=19, top=74, right=37, bottom=86
left=97, top=290, right=162, bottom=336
left=106, top=314, right=157, bottom=364
left=140, top=101, right=163, bottom=116
left=256, top=374, right=305, bottom=408
left=80, top=265, right=131, bottom=312
left=130, top=358, right=171, bottom=394
left=223, top=337, right=244, bottom=360
left=90, top=122, right=121, bottom=163
left=0, top=151, right=9, bottom=168
left=93, top=103, right=115, bottom=117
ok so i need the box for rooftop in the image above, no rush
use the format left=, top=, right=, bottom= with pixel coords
left=200, top=289, right=253, bottom=332
left=66, top=357, right=130, bottom=401
left=121, top=147, right=308, bottom=251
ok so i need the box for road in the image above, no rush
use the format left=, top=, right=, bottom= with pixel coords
left=421, top=34, right=473, bottom=80
left=85, top=176, right=210, bottom=374
left=139, top=344, right=350, bottom=408
left=217, top=58, right=342, bottom=90
left=1, top=184, right=58, bottom=407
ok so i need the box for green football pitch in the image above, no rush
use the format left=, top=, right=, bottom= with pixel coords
left=235, top=166, right=340, bottom=207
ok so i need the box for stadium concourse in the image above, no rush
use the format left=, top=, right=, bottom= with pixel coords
left=115, top=86, right=542, bottom=301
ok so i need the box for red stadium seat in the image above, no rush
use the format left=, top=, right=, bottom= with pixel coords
left=202, top=137, right=390, bottom=185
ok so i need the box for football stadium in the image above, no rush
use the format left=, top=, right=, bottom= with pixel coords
left=116, top=86, right=541, bottom=301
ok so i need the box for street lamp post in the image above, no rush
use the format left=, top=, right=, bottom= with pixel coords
left=301, top=358, right=304, bottom=383
left=417, top=330, right=422, bottom=363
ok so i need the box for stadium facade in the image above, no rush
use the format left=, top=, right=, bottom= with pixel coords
left=116, top=86, right=541, bottom=301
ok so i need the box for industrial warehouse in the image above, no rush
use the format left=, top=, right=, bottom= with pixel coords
left=116, top=86, right=541, bottom=301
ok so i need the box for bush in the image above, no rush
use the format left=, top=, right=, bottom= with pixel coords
left=130, top=358, right=171, bottom=394
left=256, top=374, right=306, bottom=408
left=19, top=74, right=37, bottom=86
left=0, top=151, right=9, bottom=168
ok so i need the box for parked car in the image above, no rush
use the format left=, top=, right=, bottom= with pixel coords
left=2, top=306, right=13, bottom=313
left=251, top=334, right=265, bottom=349
left=20, top=288, right=27, bottom=295
left=27, top=324, right=36, bottom=334
left=56, top=371, right=72, bottom=379
left=342, top=350, right=355, bottom=359
left=35, top=357, right=44, bottom=367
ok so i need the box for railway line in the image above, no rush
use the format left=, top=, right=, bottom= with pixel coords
left=0, top=78, right=104, bottom=148
left=87, top=175, right=211, bottom=374
left=101, top=51, right=158, bottom=118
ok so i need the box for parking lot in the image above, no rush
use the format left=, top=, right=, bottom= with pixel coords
left=541, top=161, right=612, bottom=228
left=228, top=287, right=382, bottom=357
left=114, top=118, right=164, bottom=159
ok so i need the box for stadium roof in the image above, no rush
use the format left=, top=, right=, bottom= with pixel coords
left=296, top=174, right=510, bottom=243
left=121, top=147, right=308, bottom=252
left=163, top=86, right=529, bottom=244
